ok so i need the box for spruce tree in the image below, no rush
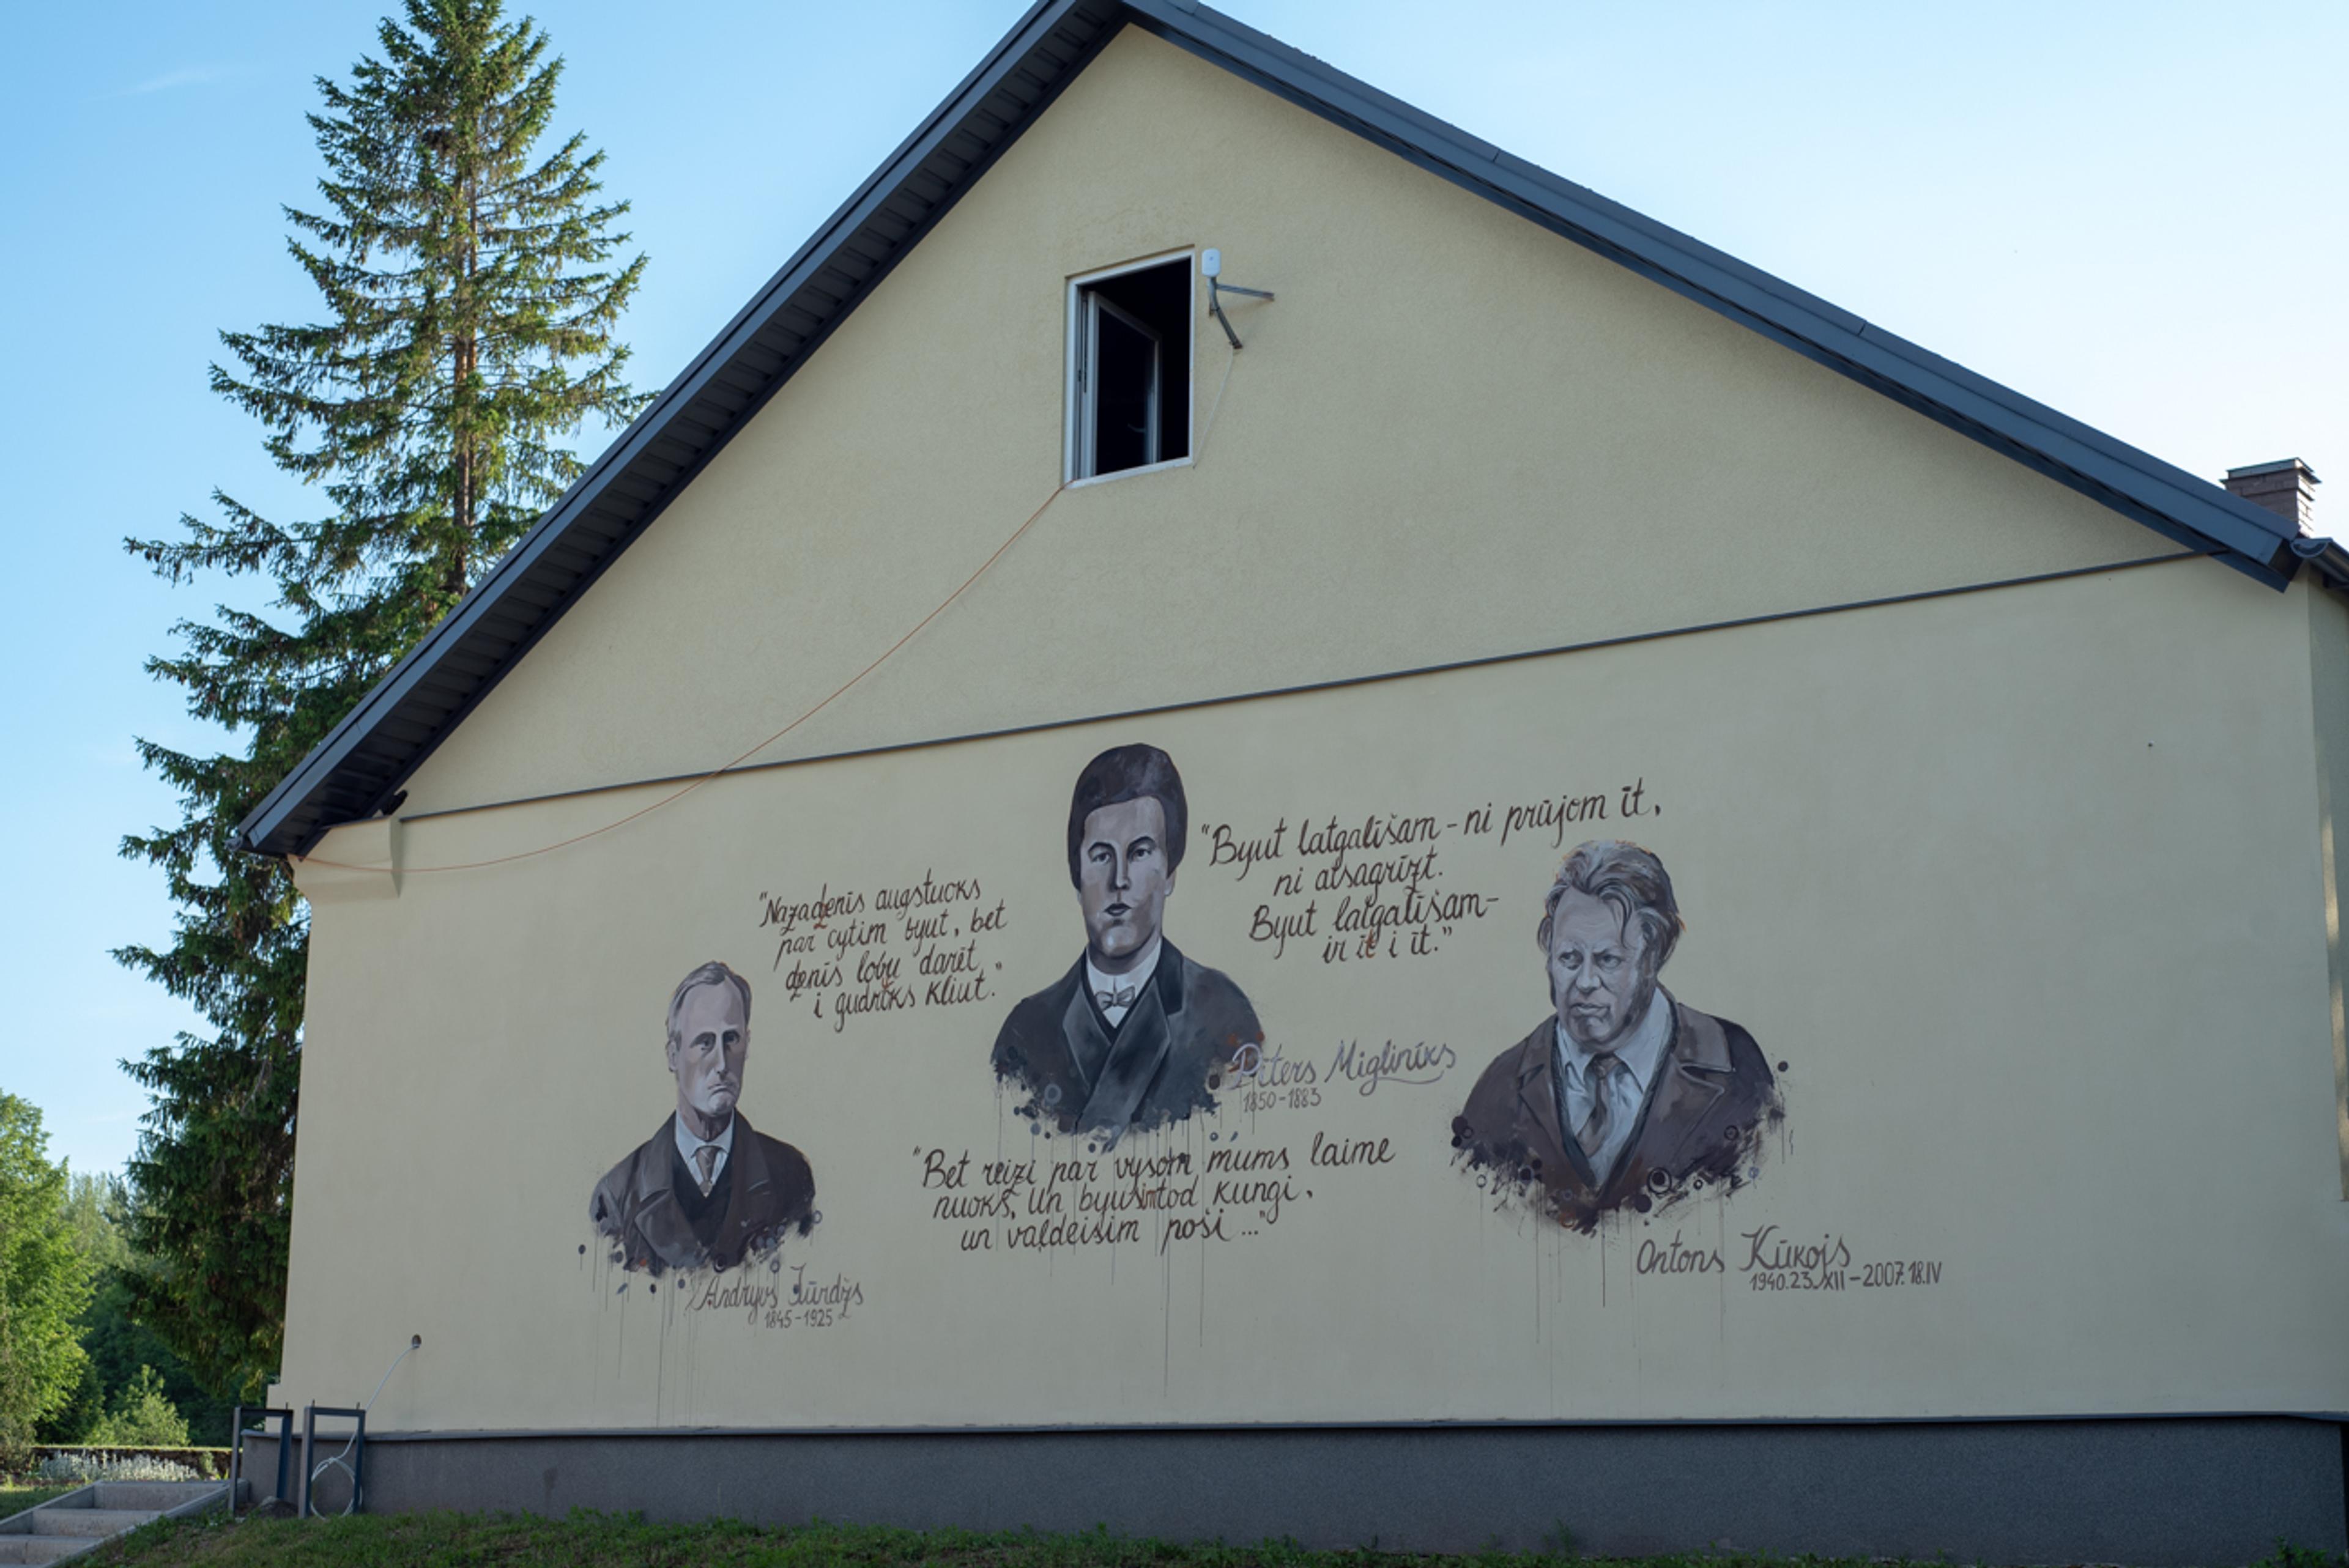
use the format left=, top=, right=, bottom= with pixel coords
left=119, top=0, right=647, bottom=1400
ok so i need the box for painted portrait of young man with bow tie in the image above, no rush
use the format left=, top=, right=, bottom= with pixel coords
left=1453, top=840, right=1780, bottom=1232
left=590, top=960, right=818, bottom=1274
left=991, top=743, right=1264, bottom=1143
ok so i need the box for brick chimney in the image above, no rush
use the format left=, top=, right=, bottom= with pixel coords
left=2224, top=457, right=2320, bottom=531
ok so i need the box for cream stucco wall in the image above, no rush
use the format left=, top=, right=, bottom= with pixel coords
left=392, top=26, right=2168, bottom=829
left=272, top=26, right=2349, bottom=1435
left=2307, top=586, right=2349, bottom=1196
left=278, top=556, right=2349, bottom=1432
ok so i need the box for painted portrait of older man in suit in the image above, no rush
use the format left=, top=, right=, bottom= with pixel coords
left=1454, top=840, right=1779, bottom=1230
left=591, top=960, right=817, bottom=1274
left=992, top=744, right=1263, bottom=1142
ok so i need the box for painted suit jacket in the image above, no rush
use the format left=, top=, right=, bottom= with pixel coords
left=1452, top=990, right=1778, bottom=1231
left=588, top=1111, right=815, bottom=1274
left=992, top=939, right=1263, bottom=1139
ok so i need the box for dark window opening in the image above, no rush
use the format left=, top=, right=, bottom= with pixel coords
left=1073, top=258, right=1190, bottom=479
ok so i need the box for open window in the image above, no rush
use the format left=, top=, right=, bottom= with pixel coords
left=1067, top=254, right=1192, bottom=482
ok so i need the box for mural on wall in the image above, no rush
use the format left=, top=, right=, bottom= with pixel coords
left=991, top=743, right=1265, bottom=1142
left=590, top=961, right=819, bottom=1273
left=1453, top=840, right=1781, bottom=1231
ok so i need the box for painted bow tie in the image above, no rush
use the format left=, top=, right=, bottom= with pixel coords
left=1094, top=984, right=1140, bottom=1011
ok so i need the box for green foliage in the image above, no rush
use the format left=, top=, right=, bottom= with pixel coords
left=40, top=1274, right=202, bottom=1449
left=0, top=1484, right=78, bottom=1516
left=117, top=0, right=647, bottom=1402
left=0, top=1511, right=1827, bottom=1567
left=36, top=1451, right=208, bottom=1485
left=2258, top=1543, right=2343, bottom=1568
left=0, top=1097, right=94, bottom=1456
left=60, top=1172, right=132, bottom=1274
left=33, top=1174, right=114, bottom=1445
left=38, top=1177, right=235, bottom=1448
left=75, top=1270, right=236, bottom=1447
left=83, top=1367, right=193, bottom=1449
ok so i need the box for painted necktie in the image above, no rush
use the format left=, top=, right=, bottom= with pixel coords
left=1578, top=1054, right=1617, bottom=1164
left=694, top=1144, right=721, bottom=1197
left=1094, top=983, right=1138, bottom=1012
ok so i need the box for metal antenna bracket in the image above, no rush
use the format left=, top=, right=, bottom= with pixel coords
left=1208, top=276, right=1275, bottom=349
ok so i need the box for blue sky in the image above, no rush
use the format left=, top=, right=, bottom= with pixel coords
left=2, top=1, right=2342, bottom=1180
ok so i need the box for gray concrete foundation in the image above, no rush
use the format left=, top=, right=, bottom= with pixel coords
left=241, top=1418, right=2347, bottom=1564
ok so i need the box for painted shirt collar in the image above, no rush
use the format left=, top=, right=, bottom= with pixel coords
left=1085, top=936, right=1163, bottom=1024
left=673, top=1108, right=737, bottom=1180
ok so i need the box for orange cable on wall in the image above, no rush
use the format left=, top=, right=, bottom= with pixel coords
left=295, top=481, right=1070, bottom=877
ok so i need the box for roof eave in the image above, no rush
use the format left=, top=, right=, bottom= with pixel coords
left=239, top=0, right=2300, bottom=861
left=1122, top=0, right=2295, bottom=580
left=236, top=0, right=1128, bottom=857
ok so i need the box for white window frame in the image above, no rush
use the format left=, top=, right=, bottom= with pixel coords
left=1079, top=293, right=1161, bottom=478
left=1064, top=248, right=1195, bottom=487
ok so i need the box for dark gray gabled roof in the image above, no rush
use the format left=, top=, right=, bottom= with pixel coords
left=238, top=0, right=2304, bottom=858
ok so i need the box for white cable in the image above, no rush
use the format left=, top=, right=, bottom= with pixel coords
left=358, top=1337, right=418, bottom=1413
left=306, top=1335, right=418, bottom=1517
left=1193, top=335, right=1239, bottom=462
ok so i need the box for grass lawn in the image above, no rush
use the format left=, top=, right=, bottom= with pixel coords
left=52, top=1514, right=2349, bottom=1568
left=0, top=1484, right=80, bottom=1517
